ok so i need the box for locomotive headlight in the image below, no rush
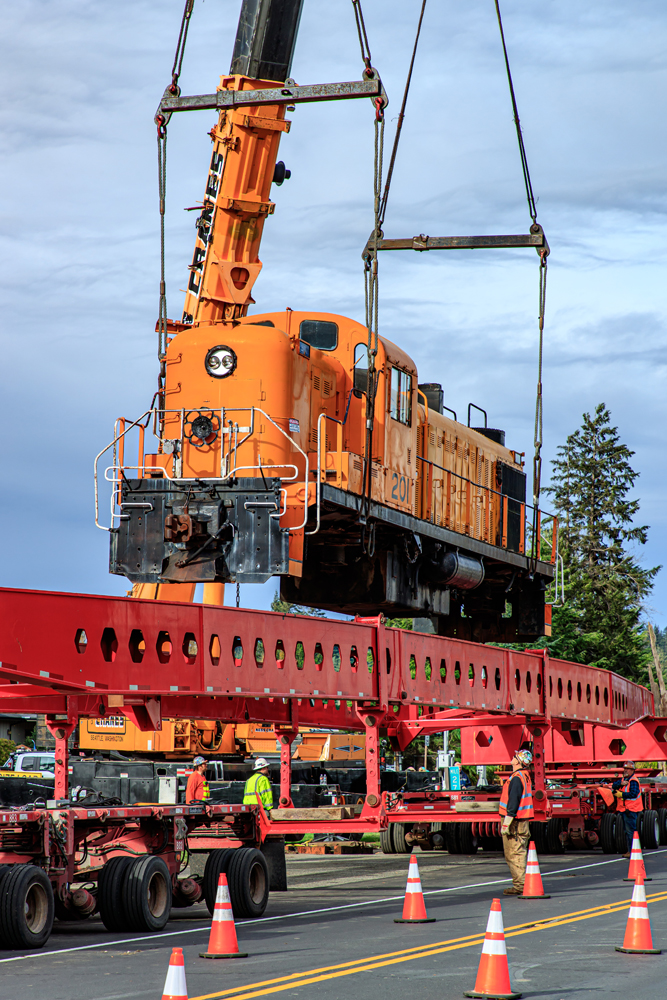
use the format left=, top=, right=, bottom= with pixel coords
left=205, top=345, right=237, bottom=378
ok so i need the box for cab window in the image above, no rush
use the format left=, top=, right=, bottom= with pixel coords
left=390, top=367, right=412, bottom=424
left=300, top=320, right=338, bottom=351
left=20, top=756, right=37, bottom=770
left=353, top=343, right=369, bottom=393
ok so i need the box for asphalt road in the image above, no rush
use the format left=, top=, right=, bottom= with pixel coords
left=2, top=847, right=667, bottom=1000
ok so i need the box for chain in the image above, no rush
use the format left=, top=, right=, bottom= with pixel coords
left=155, top=0, right=196, bottom=370
left=378, top=0, right=427, bottom=229
left=351, top=0, right=373, bottom=72
left=236, top=581, right=240, bottom=608
left=361, top=108, right=385, bottom=528
left=495, top=0, right=549, bottom=568
left=494, top=0, right=537, bottom=224
left=157, top=126, right=168, bottom=364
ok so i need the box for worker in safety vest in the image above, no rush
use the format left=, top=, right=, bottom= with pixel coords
left=499, top=749, right=534, bottom=895
left=185, top=756, right=210, bottom=803
left=612, top=761, right=642, bottom=857
left=243, top=757, right=274, bottom=814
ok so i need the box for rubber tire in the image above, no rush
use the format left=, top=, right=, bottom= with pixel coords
left=203, top=848, right=236, bottom=915
left=546, top=817, right=565, bottom=853
left=599, top=813, right=617, bottom=854
left=658, top=808, right=667, bottom=846
left=642, top=809, right=660, bottom=849
left=615, top=811, right=628, bottom=853
left=226, top=847, right=269, bottom=919
left=391, top=823, right=412, bottom=854
left=98, top=857, right=134, bottom=932
left=530, top=821, right=547, bottom=856
left=380, top=828, right=395, bottom=854
left=456, top=822, right=479, bottom=854
left=0, top=864, right=54, bottom=950
left=124, top=856, right=171, bottom=932
left=445, top=823, right=461, bottom=854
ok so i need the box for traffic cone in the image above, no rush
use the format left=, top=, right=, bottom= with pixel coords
left=615, top=875, right=661, bottom=954
left=161, top=947, right=188, bottom=1000
left=518, top=842, right=550, bottom=899
left=624, top=831, right=651, bottom=881
left=199, top=873, right=248, bottom=959
left=464, top=898, right=521, bottom=999
left=394, top=852, right=436, bottom=923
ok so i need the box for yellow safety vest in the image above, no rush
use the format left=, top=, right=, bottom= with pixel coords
left=243, top=772, right=273, bottom=810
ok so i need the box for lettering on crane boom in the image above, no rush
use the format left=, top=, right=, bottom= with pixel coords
left=87, top=717, right=126, bottom=732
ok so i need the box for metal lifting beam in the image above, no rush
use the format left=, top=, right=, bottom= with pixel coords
left=0, top=588, right=653, bottom=728
left=364, top=225, right=549, bottom=257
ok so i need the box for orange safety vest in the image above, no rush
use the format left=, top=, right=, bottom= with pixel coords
left=499, top=768, right=534, bottom=819
left=616, top=779, right=642, bottom=813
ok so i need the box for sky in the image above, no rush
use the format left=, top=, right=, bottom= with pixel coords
left=1, top=0, right=666, bottom=624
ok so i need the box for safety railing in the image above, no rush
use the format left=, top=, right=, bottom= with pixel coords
left=94, top=406, right=310, bottom=532
left=416, top=454, right=557, bottom=563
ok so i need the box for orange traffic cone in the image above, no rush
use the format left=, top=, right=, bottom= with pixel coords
left=615, top=875, right=661, bottom=954
left=161, top=947, right=188, bottom=1000
left=624, top=830, right=651, bottom=881
left=199, top=873, right=248, bottom=959
left=464, top=898, right=521, bottom=999
left=518, top=842, right=550, bottom=899
left=394, top=852, right=436, bottom=923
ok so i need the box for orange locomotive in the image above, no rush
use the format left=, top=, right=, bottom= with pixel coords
left=99, top=0, right=555, bottom=641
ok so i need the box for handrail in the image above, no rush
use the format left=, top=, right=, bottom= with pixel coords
left=416, top=453, right=557, bottom=562
left=307, top=412, right=343, bottom=536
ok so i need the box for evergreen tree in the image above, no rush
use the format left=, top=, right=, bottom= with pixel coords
left=545, top=403, right=659, bottom=679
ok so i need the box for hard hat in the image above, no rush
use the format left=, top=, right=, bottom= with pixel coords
left=623, top=760, right=636, bottom=770
left=253, top=757, right=269, bottom=771
left=514, top=750, right=533, bottom=766
left=193, top=756, right=206, bottom=766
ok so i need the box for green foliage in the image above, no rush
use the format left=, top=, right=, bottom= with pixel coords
left=543, top=403, right=660, bottom=680
left=271, top=592, right=327, bottom=617
left=385, top=618, right=413, bottom=630
left=0, top=739, right=16, bottom=766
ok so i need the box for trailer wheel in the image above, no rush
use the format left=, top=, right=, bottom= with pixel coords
left=444, top=822, right=461, bottom=854
left=227, top=848, right=269, bottom=919
left=658, top=809, right=667, bottom=846
left=615, top=811, right=628, bottom=853
left=642, top=809, right=660, bottom=849
left=545, top=818, right=565, bottom=853
left=0, top=864, right=54, bottom=950
left=456, top=823, right=479, bottom=854
left=599, top=813, right=617, bottom=854
left=124, top=856, right=171, bottom=932
left=203, top=848, right=236, bottom=915
left=98, top=856, right=134, bottom=931
left=391, top=824, right=412, bottom=854
left=379, top=828, right=395, bottom=854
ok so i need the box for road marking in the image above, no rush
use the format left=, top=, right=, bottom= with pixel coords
left=0, top=851, right=663, bottom=964
left=190, top=890, right=667, bottom=1000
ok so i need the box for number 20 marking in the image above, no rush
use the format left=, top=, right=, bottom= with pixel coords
left=391, top=473, right=409, bottom=503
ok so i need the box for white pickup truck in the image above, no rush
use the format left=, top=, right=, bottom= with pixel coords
left=1, top=752, right=56, bottom=777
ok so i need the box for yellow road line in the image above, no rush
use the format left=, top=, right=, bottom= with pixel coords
left=191, top=890, right=667, bottom=1000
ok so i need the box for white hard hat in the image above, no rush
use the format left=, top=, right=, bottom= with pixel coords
left=253, top=757, right=269, bottom=771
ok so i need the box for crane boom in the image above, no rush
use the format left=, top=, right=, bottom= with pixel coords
left=180, top=0, right=303, bottom=326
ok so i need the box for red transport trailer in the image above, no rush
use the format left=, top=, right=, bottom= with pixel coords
left=0, top=586, right=663, bottom=948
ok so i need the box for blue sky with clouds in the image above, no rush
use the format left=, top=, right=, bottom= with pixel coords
left=1, top=1, right=665, bottom=624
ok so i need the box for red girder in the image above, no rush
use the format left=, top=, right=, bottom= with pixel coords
left=0, top=589, right=654, bottom=735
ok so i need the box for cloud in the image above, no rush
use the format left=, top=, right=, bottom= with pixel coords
left=1, top=0, right=666, bottom=621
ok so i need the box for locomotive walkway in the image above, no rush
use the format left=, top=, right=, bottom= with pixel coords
left=2, top=848, right=666, bottom=1000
